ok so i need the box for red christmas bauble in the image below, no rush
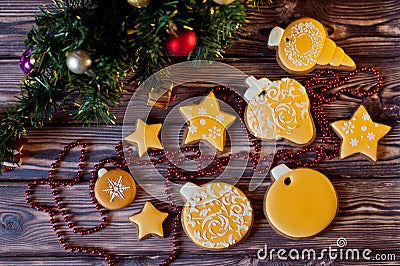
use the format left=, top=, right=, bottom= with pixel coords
left=166, top=29, right=197, bottom=56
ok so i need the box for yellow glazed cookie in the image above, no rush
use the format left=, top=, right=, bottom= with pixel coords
left=179, top=91, right=236, bottom=152
left=264, top=164, right=338, bottom=239
left=244, top=76, right=315, bottom=146
left=147, top=81, right=174, bottom=109
left=268, top=18, right=356, bottom=74
left=331, top=105, right=391, bottom=161
left=129, top=201, right=169, bottom=240
left=124, top=119, right=164, bottom=157
left=94, top=168, right=136, bottom=210
left=180, top=182, right=253, bottom=249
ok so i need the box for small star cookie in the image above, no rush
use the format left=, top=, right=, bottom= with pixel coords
left=129, top=201, right=169, bottom=240
left=124, top=119, right=164, bottom=157
left=331, top=105, right=391, bottom=161
left=179, top=91, right=236, bottom=151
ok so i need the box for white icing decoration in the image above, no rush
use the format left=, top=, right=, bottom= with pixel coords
left=283, top=21, right=324, bottom=67
left=198, top=107, right=207, bottom=115
left=216, top=114, right=225, bottom=123
left=367, top=132, right=376, bottom=141
left=189, top=125, right=198, bottom=133
left=208, top=126, right=222, bottom=139
left=350, top=138, right=359, bottom=147
left=183, top=183, right=252, bottom=248
left=245, top=78, right=310, bottom=140
left=362, top=113, right=370, bottom=121
left=342, top=121, right=355, bottom=134
left=361, top=126, right=367, bottom=131
left=102, top=176, right=131, bottom=202
left=200, top=119, right=206, bottom=125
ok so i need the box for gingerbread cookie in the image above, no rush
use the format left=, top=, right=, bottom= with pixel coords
left=244, top=76, right=315, bottom=146
left=331, top=105, right=391, bottom=161
left=179, top=91, right=236, bottom=152
left=268, top=18, right=356, bottom=74
left=147, top=81, right=174, bottom=109
left=180, top=182, right=253, bottom=249
left=129, top=201, right=169, bottom=240
left=124, top=119, right=164, bottom=157
left=264, top=164, right=338, bottom=239
left=94, top=168, right=136, bottom=210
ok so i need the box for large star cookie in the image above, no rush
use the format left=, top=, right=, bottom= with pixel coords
left=179, top=91, right=236, bottom=151
left=129, top=201, right=168, bottom=240
left=331, top=105, right=391, bottom=161
left=124, top=119, right=163, bottom=157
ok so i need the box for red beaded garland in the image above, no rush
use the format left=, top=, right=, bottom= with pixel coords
left=25, top=66, right=382, bottom=266
left=26, top=140, right=181, bottom=266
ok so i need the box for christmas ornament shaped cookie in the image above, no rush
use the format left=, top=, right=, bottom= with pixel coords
left=180, top=182, right=253, bottom=249
left=94, top=168, right=136, bottom=210
left=179, top=91, right=236, bottom=152
left=129, top=201, right=168, bottom=240
left=264, top=164, right=338, bottom=239
left=331, top=105, right=391, bottom=161
left=244, top=76, right=315, bottom=146
left=268, top=18, right=356, bottom=74
left=124, top=119, right=164, bottom=157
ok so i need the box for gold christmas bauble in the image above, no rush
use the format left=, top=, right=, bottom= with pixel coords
left=127, top=0, right=152, bottom=8
left=213, top=0, right=235, bottom=5
left=66, top=49, right=92, bottom=74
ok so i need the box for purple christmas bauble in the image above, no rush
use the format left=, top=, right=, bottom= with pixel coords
left=19, top=49, right=36, bottom=75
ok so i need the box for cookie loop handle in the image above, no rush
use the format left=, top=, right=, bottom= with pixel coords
left=244, top=76, right=271, bottom=101
left=267, top=26, right=284, bottom=47
left=270, top=164, right=291, bottom=182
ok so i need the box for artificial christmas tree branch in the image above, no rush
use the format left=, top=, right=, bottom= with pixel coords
left=0, top=0, right=269, bottom=172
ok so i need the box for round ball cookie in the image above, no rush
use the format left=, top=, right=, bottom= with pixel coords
left=94, top=168, right=136, bottom=210
left=267, top=17, right=356, bottom=74
left=244, top=76, right=315, bottom=146
left=264, top=164, right=338, bottom=239
left=180, top=182, right=253, bottom=249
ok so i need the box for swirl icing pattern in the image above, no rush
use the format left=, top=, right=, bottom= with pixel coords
left=244, top=76, right=315, bottom=146
left=180, top=182, right=253, bottom=249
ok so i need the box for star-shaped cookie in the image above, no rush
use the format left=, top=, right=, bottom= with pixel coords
left=124, top=119, right=163, bottom=157
left=129, top=201, right=169, bottom=240
left=331, top=105, right=391, bottom=161
left=179, top=91, right=236, bottom=151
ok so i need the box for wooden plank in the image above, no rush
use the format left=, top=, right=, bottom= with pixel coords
left=0, top=0, right=399, bottom=265
left=0, top=180, right=399, bottom=258
left=0, top=1, right=399, bottom=58
left=1, top=57, right=399, bottom=122
left=0, top=123, right=399, bottom=181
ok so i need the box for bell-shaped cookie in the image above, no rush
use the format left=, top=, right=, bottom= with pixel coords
left=244, top=76, right=315, bottom=146
left=268, top=18, right=356, bottom=74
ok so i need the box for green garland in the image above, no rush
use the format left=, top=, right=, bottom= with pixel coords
left=0, top=0, right=271, bottom=172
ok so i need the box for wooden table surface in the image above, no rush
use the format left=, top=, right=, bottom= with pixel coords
left=1, top=0, right=399, bottom=265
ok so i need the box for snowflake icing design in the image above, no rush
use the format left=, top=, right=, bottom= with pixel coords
left=350, top=138, right=359, bottom=147
left=216, top=114, right=225, bottom=123
left=367, top=132, right=376, bottom=141
left=362, top=113, right=370, bottom=121
left=102, top=176, right=131, bottom=202
left=342, top=121, right=355, bottom=134
left=189, top=125, right=198, bottom=134
left=198, top=107, right=207, bottom=115
left=208, top=126, right=222, bottom=139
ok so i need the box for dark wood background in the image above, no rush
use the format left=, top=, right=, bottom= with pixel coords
left=1, top=0, right=399, bottom=265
